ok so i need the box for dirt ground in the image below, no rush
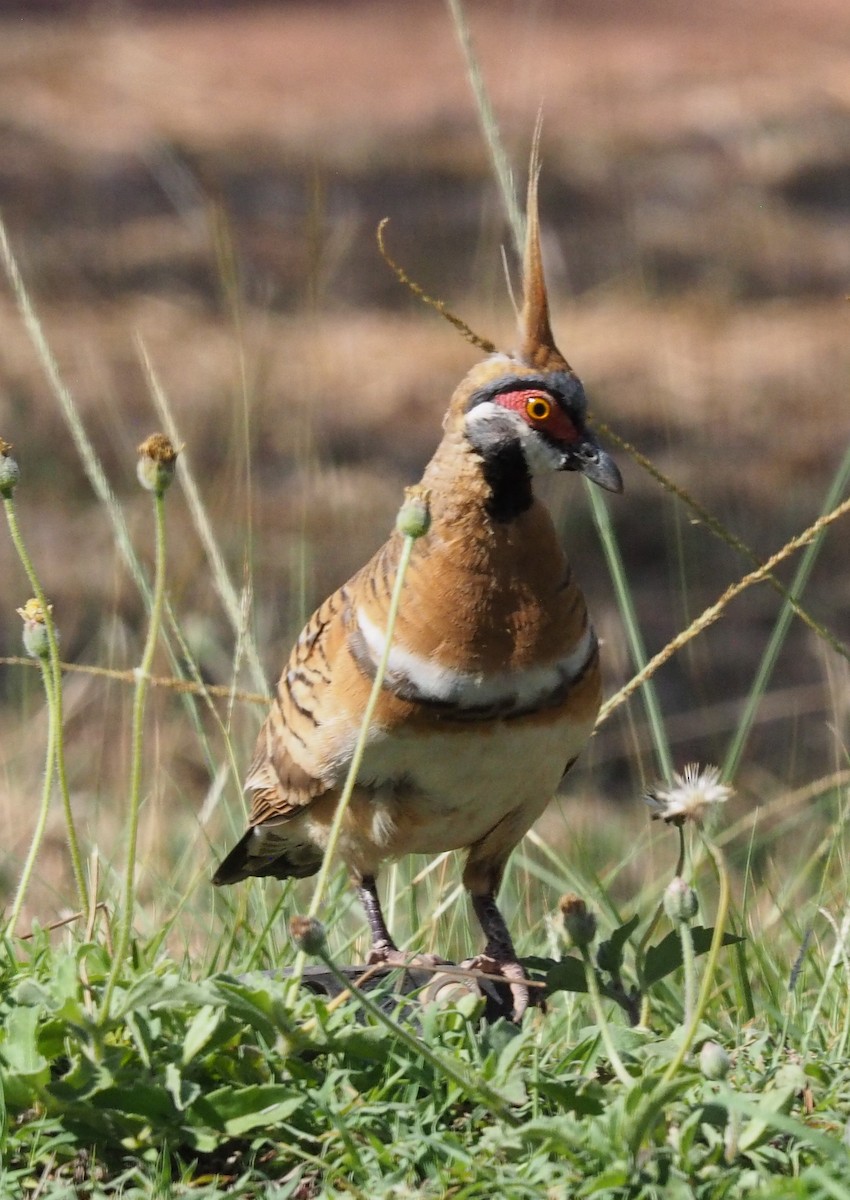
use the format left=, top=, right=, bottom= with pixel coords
left=0, top=0, right=848, bottom=910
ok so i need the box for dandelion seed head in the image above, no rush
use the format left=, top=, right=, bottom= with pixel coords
left=645, top=763, right=732, bottom=827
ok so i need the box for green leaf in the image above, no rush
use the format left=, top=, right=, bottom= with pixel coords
left=521, top=955, right=558, bottom=983
left=328, top=1024, right=390, bottom=1061
left=736, top=1065, right=807, bottom=1153
left=643, top=927, right=745, bottom=987
left=579, top=1164, right=631, bottom=1194
left=193, top=1084, right=302, bottom=1136
left=543, top=957, right=588, bottom=995
left=605, top=914, right=641, bottom=962
left=165, top=1062, right=201, bottom=1112
left=181, top=1004, right=222, bottom=1066
left=532, top=1078, right=604, bottom=1116
left=89, top=1084, right=176, bottom=1122
left=1, top=1006, right=49, bottom=1080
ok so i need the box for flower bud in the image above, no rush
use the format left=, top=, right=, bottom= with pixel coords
left=664, top=876, right=699, bottom=924
left=699, top=1040, right=731, bottom=1081
left=0, top=438, right=20, bottom=498
left=559, top=893, right=597, bottom=948
left=137, top=433, right=178, bottom=495
left=396, top=485, right=431, bottom=539
left=289, top=914, right=326, bottom=956
left=17, top=597, right=54, bottom=660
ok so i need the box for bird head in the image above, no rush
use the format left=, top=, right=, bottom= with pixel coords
left=450, top=168, right=622, bottom=497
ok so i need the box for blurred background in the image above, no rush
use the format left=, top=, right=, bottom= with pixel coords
left=0, top=0, right=848, bottom=922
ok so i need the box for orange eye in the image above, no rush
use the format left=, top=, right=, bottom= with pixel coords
left=525, top=395, right=552, bottom=422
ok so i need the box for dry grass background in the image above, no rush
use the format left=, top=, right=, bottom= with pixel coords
left=0, top=0, right=848, bottom=925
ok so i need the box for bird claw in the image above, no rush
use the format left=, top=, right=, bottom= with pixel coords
left=366, top=947, right=449, bottom=970
left=460, top=955, right=530, bottom=1021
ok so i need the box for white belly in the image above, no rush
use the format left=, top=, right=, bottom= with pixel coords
left=350, top=713, right=593, bottom=856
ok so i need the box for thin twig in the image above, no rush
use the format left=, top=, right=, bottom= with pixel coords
left=598, top=494, right=850, bottom=728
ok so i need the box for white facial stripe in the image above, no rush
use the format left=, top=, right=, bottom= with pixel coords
left=464, top=400, right=563, bottom=475
left=355, top=608, right=596, bottom=711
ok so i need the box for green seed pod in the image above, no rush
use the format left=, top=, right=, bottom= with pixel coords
left=699, top=1040, right=731, bottom=1081
left=17, top=598, right=55, bottom=660
left=0, top=438, right=20, bottom=498
left=289, top=914, right=327, bottom=956
left=137, top=433, right=179, bottom=495
left=664, top=876, right=699, bottom=924
left=396, top=485, right=431, bottom=539
left=559, top=893, right=597, bottom=948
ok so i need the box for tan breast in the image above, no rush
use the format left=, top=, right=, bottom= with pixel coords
left=355, top=425, right=590, bottom=679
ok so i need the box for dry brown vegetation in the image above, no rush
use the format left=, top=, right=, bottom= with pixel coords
left=0, top=0, right=848, bottom=924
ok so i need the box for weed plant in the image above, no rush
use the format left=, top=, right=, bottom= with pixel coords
left=0, top=12, right=849, bottom=1197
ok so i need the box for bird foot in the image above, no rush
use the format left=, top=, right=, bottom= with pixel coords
left=366, top=947, right=448, bottom=970
left=460, top=954, right=530, bottom=1022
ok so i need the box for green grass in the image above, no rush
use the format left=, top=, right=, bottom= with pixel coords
left=1, top=848, right=850, bottom=1198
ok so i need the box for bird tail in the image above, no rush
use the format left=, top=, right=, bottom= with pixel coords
left=212, top=830, right=322, bottom=886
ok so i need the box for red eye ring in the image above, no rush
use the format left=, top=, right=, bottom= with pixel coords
left=525, top=395, right=552, bottom=422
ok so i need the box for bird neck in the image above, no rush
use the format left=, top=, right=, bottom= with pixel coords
left=420, top=424, right=538, bottom=532
left=378, top=425, right=583, bottom=675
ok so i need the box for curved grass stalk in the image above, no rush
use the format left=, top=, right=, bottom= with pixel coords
left=597, top=421, right=850, bottom=667
left=579, top=944, right=634, bottom=1088
left=3, top=496, right=88, bottom=915
left=100, top=487, right=169, bottom=1019
left=283, top=489, right=430, bottom=995
left=136, top=339, right=270, bottom=699
left=598, top=492, right=850, bottom=729
left=306, top=535, right=417, bottom=919
left=5, top=655, right=57, bottom=936
left=723, top=438, right=850, bottom=780
left=0, top=219, right=224, bottom=793
left=444, top=0, right=674, bottom=780
left=588, top=485, right=674, bottom=780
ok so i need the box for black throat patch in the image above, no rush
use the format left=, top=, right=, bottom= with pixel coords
left=476, top=437, right=534, bottom=523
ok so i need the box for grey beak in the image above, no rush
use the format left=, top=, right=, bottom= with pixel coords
left=565, top=435, right=624, bottom=493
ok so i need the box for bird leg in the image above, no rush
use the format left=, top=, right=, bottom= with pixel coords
left=358, top=874, right=399, bottom=958
left=357, top=875, right=446, bottom=969
left=463, top=892, right=530, bottom=1021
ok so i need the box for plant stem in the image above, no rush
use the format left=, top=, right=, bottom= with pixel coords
left=287, top=532, right=416, bottom=997
left=580, top=946, right=634, bottom=1088
left=5, top=656, right=57, bottom=936
left=444, top=0, right=523, bottom=255
left=3, top=496, right=88, bottom=914
left=678, top=919, right=698, bottom=1029
left=637, top=823, right=686, bottom=1026
left=101, top=488, right=168, bottom=1018
left=627, top=837, right=731, bottom=1154
left=723, top=438, right=850, bottom=780
left=660, top=836, right=731, bottom=1086
left=588, top=486, right=673, bottom=781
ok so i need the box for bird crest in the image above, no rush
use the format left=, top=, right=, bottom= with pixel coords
left=377, top=145, right=573, bottom=377
left=519, top=163, right=571, bottom=374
